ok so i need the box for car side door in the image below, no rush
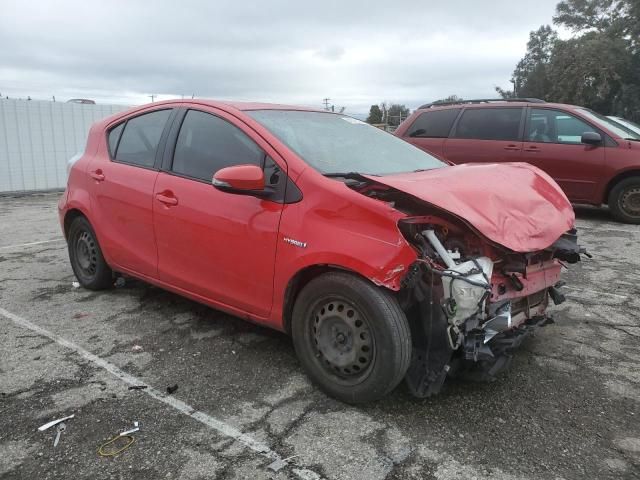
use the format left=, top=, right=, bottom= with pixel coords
left=399, top=108, right=461, bottom=158
left=521, top=107, right=606, bottom=202
left=443, top=107, right=525, bottom=164
left=152, top=107, right=291, bottom=318
left=88, top=108, right=175, bottom=278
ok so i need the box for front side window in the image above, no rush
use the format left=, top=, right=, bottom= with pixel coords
left=172, top=110, right=264, bottom=182
left=115, top=109, right=172, bottom=167
left=454, top=108, right=523, bottom=141
left=247, top=110, right=445, bottom=176
left=407, top=109, right=460, bottom=138
left=527, top=108, right=596, bottom=144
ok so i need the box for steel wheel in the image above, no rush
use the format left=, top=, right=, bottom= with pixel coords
left=619, top=186, right=640, bottom=219
left=609, top=177, right=640, bottom=224
left=67, top=216, right=113, bottom=290
left=291, top=272, right=411, bottom=403
left=75, top=231, right=99, bottom=277
left=312, top=297, right=375, bottom=381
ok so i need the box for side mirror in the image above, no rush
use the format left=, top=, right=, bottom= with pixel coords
left=581, top=131, right=602, bottom=145
left=212, top=164, right=265, bottom=194
left=409, top=128, right=426, bottom=137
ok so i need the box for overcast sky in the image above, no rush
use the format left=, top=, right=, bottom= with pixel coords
left=0, top=0, right=561, bottom=115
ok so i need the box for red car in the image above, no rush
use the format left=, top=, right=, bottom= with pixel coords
left=396, top=99, right=640, bottom=223
left=59, top=100, right=583, bottom=403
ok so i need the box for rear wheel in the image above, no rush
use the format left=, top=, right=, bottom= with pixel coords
left=291, top=272, right=411, bottom=403
left=609, top=177, right=640, bottom=224
left=68, top=216, right=113, bottom=290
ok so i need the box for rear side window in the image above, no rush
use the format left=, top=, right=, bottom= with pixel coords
left=454, top=108, right=523, bottom=141
left=107, top=123, right=124, bottom=157
left=172, top=110, right=264, bottom=182
left=114, top=109, right=172, bottom=168
left=407, top=109, right=460, bottom=138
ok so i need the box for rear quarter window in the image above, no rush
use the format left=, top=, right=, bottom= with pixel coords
left=107, top=123, right=124, bottom=157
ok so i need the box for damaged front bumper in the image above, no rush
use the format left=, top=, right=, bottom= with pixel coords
left=400, top=227, right=583, bottom=398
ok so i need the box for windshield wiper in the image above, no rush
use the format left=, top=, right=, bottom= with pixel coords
left=624, top=137, right=640, bottom=142
left=323, top=172, right=379, bottom=178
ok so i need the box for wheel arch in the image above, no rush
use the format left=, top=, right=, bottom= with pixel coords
left=281, top=264, right=391, bottom=335
left=603, top=169, right=640, bottom=204
left=63, top=208, right=88, bottom=239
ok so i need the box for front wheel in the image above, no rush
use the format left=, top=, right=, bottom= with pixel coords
left=291, top=272, right=411, bottom=403
left=609, top=177, right=640, bottom=224
left=68, top=216, right=113, bottom=290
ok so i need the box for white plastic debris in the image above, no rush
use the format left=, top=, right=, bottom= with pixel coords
left=268, top=455, right=298, bottom=472
left=38, top=414, right=75, bottom=432
left=53, top=422, right=66, bottom=447
left=71, top=281, right=80, bottom=289
left=119, top=421, right=139, bottom=436
left=131, top=345, right=144, bottom=353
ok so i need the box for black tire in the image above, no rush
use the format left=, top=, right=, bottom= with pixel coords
left=291, top=272, right=411, bottom=404
left=609, top=176, right=640, bottom=224
left=67, top=216, right=113, bottom=290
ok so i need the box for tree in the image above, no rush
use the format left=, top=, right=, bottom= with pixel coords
left=510, top=25, right=558, bottom=99
left=496, top=0, right=640, bottom=120
left=436, top=95, right=464, bottom=103
left=366, top=104, right=383, bottom=124
left=386, top=103, right=410, bottom=126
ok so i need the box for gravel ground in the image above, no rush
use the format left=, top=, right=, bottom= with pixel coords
left=0, top=192, right=638, bottom=480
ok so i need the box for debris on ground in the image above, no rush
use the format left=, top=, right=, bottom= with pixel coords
left=120, top=421, right=139, bottom=436
left=38, top=414, right=75, bottom=432
left=166, top=384, right=179, bottom=394
left=128, top=385, right=148, bottom=390
left=98, top=435, right=135, bottom=457
left=71, top=281, right=80, bottom=289
left=131, top=344, right=144, bottom=353
left=53, top=422, right=66, bottom=447
left=72, top=312, right=89, bottom=319
left=114, top=277, right=126, bottom=288
left=97, top=421, right=140, bottom=457
left=268, top=455, right=298, bottom=472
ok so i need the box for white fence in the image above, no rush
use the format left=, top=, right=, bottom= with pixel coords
left=0, top=99, right=130, bottom=193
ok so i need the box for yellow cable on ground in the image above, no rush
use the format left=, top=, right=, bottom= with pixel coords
left=97, top=435, right=135, bottom=457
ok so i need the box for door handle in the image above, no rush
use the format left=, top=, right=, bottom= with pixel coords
left=503, top=144, right=521, bottom=151
left=156, top=192, right=178, bottom=206
left=524, top=146, right=540, bottom=153
left=90, top=170, right=105, bottom=181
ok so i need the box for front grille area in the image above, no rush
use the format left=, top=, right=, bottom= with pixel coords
left=511, top=289, right=547, bottom=317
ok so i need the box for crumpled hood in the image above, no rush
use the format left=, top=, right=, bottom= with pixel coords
left=365, top=163, right=575, bottom=252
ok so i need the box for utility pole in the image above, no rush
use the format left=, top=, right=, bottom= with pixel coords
left=322, top=98, right=331, bottom=111
left=148, top=94, right=157, bottom=102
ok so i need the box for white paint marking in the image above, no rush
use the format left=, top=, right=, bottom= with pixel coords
left=561, top=285, right=628, bottom=300
left=0, top=239, right=65, bottom=251
left=0, top=306, right=322, bottom=480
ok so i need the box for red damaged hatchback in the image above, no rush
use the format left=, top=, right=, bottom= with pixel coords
left=59, top=100, right=584, bottom=403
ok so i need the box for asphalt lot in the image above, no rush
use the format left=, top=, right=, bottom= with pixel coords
left=0, top=192, right=639, bottom=480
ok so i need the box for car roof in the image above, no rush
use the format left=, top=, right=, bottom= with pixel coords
left=129, top=99, right=327, bottom=113
left=416, top=100, right=583, bottom=112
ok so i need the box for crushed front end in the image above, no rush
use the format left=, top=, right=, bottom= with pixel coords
left=397, top=218, right=585, bottom=398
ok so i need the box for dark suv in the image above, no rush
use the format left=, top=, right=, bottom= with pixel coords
left=396, top=99, right=640, bottom=223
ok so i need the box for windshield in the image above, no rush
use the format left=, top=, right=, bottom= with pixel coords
left=577, top=108, right=640, bottom=140
left=246, top=110, right=446, bottom=175
left=608, top=116, right=640, bottom=136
